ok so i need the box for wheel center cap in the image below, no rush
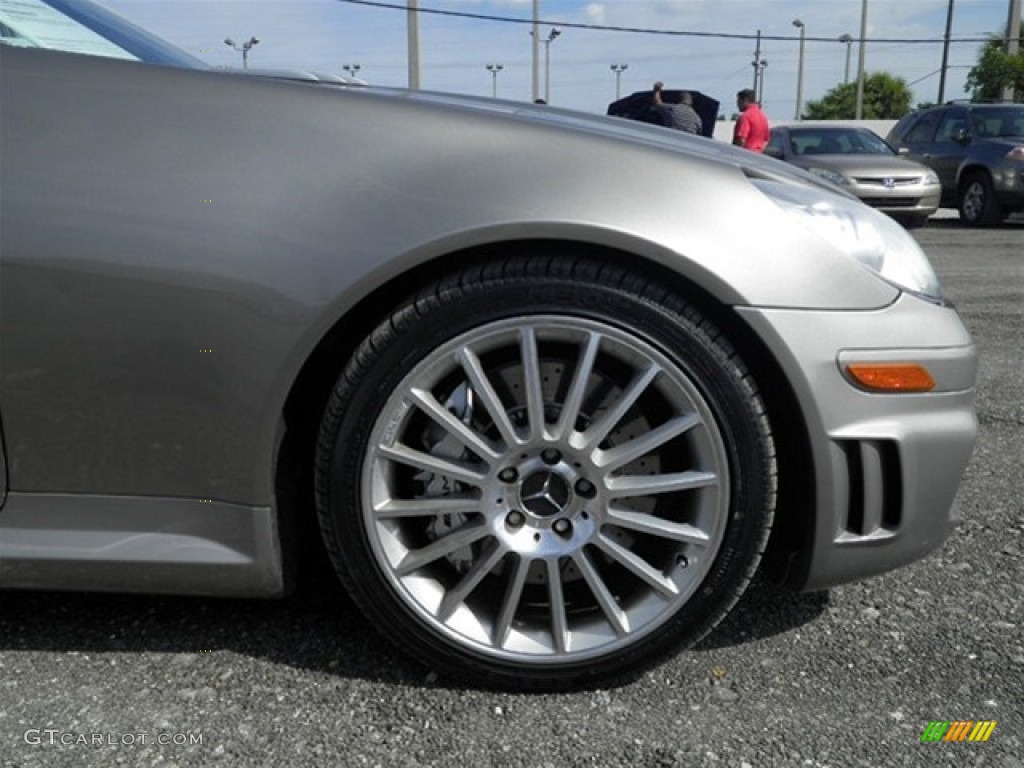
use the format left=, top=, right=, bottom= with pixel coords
left=520, top=470, right=571, bottom=517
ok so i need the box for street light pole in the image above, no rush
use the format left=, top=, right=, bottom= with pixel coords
left=839, top=34, right=853, bottom=84
left=855, top=0, right=868, bottom=119
left=793, top=19, right=805, bottom=120
left=486, top=63, right=504, bottom=98
left=224, top=36, right=259, bottom=69
left=611, top=63, right=627, bottom=100
left=542, top=28, right=560, bottom=103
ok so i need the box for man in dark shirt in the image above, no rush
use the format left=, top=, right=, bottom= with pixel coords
left=652, top=82, right=703, bottom=135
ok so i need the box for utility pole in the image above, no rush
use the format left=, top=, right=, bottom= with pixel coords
left=407, top=0, right=420, bottom=90
left=793, top=19, right=806, bottom=120
left=751, top=30, right=766, bottom=103
left=532, top=0, right=541, bottom=103
left=938, top=0, right=955, bottom=104
left=855, top=0, right=868, bottom=119
left=1007, top=0, right=1022, bottom=101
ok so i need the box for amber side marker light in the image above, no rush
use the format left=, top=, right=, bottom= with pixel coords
left=846, top=363, right=936, bottom=393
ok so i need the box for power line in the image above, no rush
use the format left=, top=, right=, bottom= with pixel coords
left=334, top=0, right=1011, bottom=44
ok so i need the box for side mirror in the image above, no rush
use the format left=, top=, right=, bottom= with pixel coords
left=763, top=145, right=783, bottom=159
left=955, top=128, right=971, bottom=145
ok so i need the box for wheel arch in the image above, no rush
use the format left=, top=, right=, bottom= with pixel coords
left=273, top=239, right=815, bottom=589
left=957, top=162, right=992, bottom=189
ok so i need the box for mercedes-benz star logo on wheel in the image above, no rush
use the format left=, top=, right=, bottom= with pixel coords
left=520, top=471, right=571, bottom=517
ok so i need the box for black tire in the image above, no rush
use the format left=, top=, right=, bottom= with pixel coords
left=958, top=171, right=1003, bottom=227
left=314, top=256, right=777, bottom=690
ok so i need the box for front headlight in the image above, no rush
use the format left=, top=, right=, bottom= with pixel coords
left=924, top=169, right=940, bottom=185
left=752, top=178, right=943, bottom=301
left=806, top=167, right=849, bottom=187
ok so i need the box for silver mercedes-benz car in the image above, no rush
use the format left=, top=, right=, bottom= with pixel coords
left=0, top=0, right=977, bottom=690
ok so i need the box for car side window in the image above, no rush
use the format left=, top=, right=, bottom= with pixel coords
left=765, top=132, right=785, bottom=156
left=1010, top=113, right=1024, bottom=136
left=970, top=115, right=991, bottom=138
left=905, top=111, right=941, bottom=144
left=935, top=111, right=968, bottom=142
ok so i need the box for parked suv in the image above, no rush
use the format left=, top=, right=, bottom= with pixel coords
left=887, top=103, right=1024, bottom=226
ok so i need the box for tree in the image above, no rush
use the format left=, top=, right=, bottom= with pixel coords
left=965, top=22, right=1024, bottom=102
left=803, top=72, right=912, bottom=120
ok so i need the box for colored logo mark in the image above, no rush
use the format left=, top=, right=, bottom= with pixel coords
left=920, top=720, right=997, bottom=742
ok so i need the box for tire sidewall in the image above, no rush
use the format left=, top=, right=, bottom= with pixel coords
left=318, top=266, right=774, bottom=687
left=958, top=172, right=1000, bottom=227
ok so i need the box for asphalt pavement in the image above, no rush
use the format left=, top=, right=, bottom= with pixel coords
left=0, top=217, right=1021, bottom=768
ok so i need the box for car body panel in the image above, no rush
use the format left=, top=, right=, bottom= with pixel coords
left=0, top=33, right=975, bottom=600
left=1, top=46, right=899, bottom=504
left=0, top=494, right=283, bottom=596
left=737, top=295, right=977, bottom=589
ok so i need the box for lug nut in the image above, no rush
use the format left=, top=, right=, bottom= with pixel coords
left=575, top=478, right=596, bottom=498
left=541, top=448, right=562, bottom=465
left=498, top=468, right=519, bottom=483
left=676, top=554, right=689, bottom=569
left=553, top=519, right=572, bottom=536
left=506, top=511, right=525, bottom=528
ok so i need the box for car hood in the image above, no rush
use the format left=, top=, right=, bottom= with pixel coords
left=239, top=70, right=845, bottom=198
left=358, top=87, right=848, bottom=197
left=240, top=69, right=829, bottom=187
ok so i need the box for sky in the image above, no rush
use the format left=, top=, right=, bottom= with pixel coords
left=98, top=0, right=1015, bottom=121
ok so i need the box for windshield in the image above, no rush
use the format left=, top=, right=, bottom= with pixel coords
left=0, top=0, right=204, bottom=67
left=789, top=129, right=895, bottom=156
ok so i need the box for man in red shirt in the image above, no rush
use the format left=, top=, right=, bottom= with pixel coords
left=733, top=89, right=770, bottom=152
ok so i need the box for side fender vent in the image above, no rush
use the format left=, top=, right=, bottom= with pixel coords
left=838, top=439, right=902, bottom=540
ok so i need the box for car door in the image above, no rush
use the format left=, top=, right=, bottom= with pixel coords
left=927, top=108, right=972, bottom=192
left=898, top=110, right=938, bottom=158
left=0, top=46, right=287, bottom=505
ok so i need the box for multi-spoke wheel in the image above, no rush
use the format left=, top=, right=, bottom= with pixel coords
left=316, top=258, right=776, bottom=689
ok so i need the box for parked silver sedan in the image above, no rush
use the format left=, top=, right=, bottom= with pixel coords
left=765, top=125, right=942, bottom=227
left=0, top=0, right=977, bottom=690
